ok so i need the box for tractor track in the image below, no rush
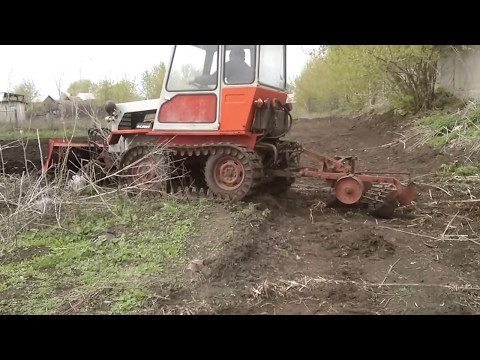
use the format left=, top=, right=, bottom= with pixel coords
left=119, top=143, right=265, bottom=202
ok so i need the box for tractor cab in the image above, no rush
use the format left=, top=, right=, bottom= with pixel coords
left=153, top=45, right=288, bottom=132
left=104, top=45, right=290, bottom=141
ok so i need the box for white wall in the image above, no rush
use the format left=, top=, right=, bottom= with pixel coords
left=436, top=45, right=480, bottom=101
left=0, top=102, right=26, bottom=125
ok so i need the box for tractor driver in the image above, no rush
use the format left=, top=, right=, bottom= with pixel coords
left=190, top=48, right=254, bottom=86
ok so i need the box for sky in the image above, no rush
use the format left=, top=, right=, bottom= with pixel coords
left=0, top=45, right=318, bottom=99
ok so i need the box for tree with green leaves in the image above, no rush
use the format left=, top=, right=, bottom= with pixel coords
left=329, top=45, right=444, bottom=111
left=294, top=52, right=342, bottom=112
left=141, top=63, right=166, bottom=99
left=93, top=78, right=140, bottom=106
left=13, top=80, right=40, bottom=103
left=295, top=45, right=460, bottom=113
left=67, top=79, right=94, bottom=96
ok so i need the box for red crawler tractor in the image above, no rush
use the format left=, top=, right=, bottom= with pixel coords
left=43, top=45, right=416, bottom=218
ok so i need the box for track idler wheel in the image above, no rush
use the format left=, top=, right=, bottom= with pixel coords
left=204, top=148, right=260, bottom=201
left=334, top=176, right=365, bottom=205
left=119, top=146, right=169, bottom=198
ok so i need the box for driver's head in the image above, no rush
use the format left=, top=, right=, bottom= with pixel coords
left=230, top=48, right=246, bottom=61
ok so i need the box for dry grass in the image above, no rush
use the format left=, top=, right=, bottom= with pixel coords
left=0, top=101, right=104, bottom=141
left=0, top=117, right=92, bottom=141
left=0, top=98, right=195, bottom=252
left=248, top=274, right=480, bottom=301
left=407, top=101, right=480, bottom=153
left=0, top=133, right=180, bottom=248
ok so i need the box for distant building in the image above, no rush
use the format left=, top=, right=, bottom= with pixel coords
left=77, top=93, right=95, bottom=101
left=0, top=92, right=27, bottom=125
left=43, top=95, right=61, bottom=116
left=68, top=96, right=83, bottom=103
left=59, top=93, right=71, bottom=101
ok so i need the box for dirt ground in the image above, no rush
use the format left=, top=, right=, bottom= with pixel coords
left=2, top=112, right=480, bottom=315
left=0, top=138, right=51, bottom=175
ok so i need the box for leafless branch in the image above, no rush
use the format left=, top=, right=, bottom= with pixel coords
left=381, top=258, right=401, bottom=285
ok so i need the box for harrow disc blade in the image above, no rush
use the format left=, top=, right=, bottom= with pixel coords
left=368, top=182, right=416, bottom=219
left=334, top=176, right=365, bottom=205
left=397, top=182, right=417, bottom=206
left=371, top=198, right=398, bottom=219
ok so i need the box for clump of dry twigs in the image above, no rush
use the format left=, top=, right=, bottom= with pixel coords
left=407, top=101, right=480, bottom=153
left=0, top=110, right=180, bottom=248
left=249, top=274, right=480, bottom=305
left=249, top=276, right=356, bottom=302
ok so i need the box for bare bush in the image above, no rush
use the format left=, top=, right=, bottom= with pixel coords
left=0, top=132, right=179, bottom=249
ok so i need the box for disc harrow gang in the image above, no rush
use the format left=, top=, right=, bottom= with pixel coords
left=296, top=150, right=417, bottom=217
left=362, top=183, right=397, bottom=206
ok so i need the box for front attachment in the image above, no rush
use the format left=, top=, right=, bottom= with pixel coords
left=42, top=139, right=106, bottom=174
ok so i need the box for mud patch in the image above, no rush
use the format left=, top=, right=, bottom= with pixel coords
left=0, top=246, right=51, bottom=266
left=335, top=229, right=395, bottom=259
left=0, top=139, right=51, bottom=174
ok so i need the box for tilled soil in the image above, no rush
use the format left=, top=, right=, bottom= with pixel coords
left=0, top=138, right=51, bottom=175
left=153, top=112, right=480, bottom=315
left=2, top=112, right=480, bottom=315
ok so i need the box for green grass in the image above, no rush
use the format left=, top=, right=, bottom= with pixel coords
left=419, top=107, right=480, bottom=149
left=0, top=116, right=93, bottom=141
left=439, top=163, right=479, bottom=177
left=0, top=129, right=86, bottom=141
left=241, top=203, right=256, bottom=216
left=428, top=133, right=459, bottom=148
left=467, top=129, right=480, bottom=138
left=0, top=198, right=207, bottom=315
left=455, top=166, right=479, bottom=176
left=467, top=108, right=480, bottom=125
left=428, top=135, right=448, bottom=148
left=420, top=113, right=459, bottom=132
